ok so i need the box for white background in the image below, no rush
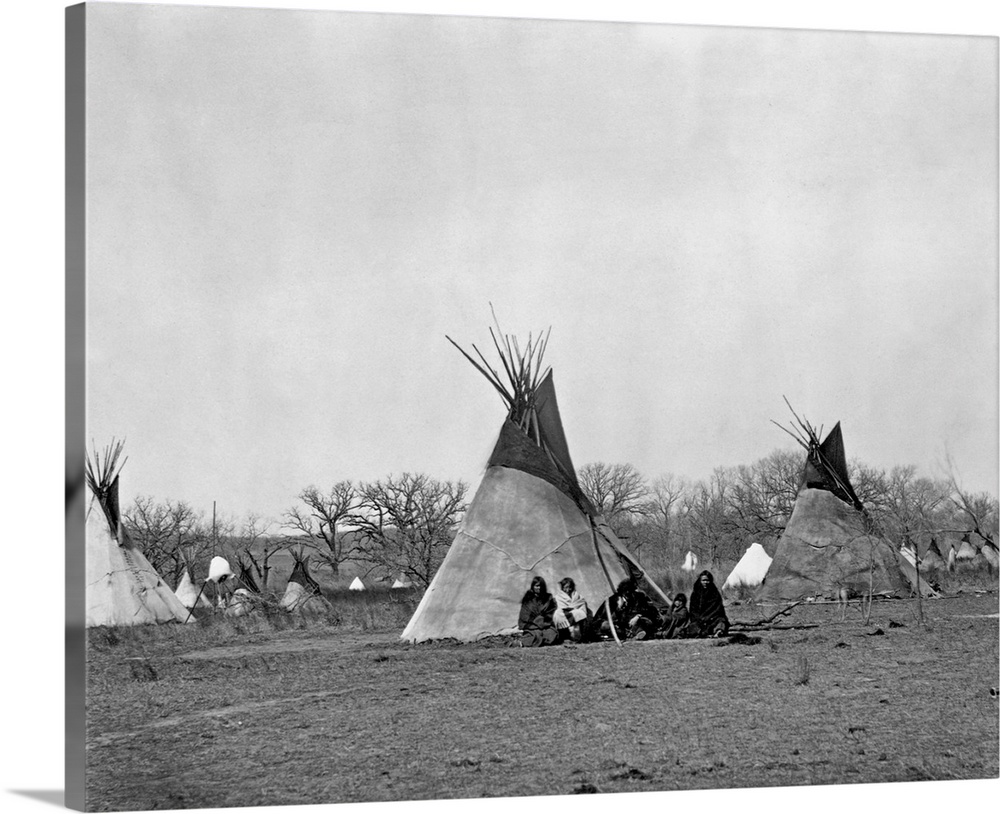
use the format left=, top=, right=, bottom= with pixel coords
left=1, top=3, right=996, bottom=814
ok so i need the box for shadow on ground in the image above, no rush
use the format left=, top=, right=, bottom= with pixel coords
left=8, top=790, right=65, bottom=808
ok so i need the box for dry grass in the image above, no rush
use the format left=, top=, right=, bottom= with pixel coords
left=791, top=654, right=810, bottom=685
left=84, top=590, right=999, bottom=811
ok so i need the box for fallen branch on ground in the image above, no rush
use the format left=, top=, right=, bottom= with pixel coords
left=730, top=600, right=803, bottom=629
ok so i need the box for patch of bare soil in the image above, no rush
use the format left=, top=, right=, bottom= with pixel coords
left=85, top=593, right=999, bottom=811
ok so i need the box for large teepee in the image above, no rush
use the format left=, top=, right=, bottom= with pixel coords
left=760, top=407, right=909, bottom=601
left=402, top=321, right=668, bottom=643
left=85, top=441, right=193, bottom=627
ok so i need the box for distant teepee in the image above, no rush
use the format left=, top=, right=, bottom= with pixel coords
left=174, top=565, right=211, bottom=609
left=955, top=535, right=981, bottom=565
left=222, top=555, right=262, bottom=617
left=722, top=543, right=772, bottom=590
left=920, top=539, right=946, bottom=571
left=280, top=551, right=330, bottom=613
left=982, top=541, right=999, bottom=569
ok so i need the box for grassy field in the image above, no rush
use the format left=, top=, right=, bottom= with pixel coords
left=85, top=590, right=998, bottom=811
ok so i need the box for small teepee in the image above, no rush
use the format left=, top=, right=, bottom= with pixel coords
left=174, top=565, right=211, bottom=609
left=391, top=576, right=411, bottom=589
left=681, top=550, right=699, bottom=573
left=85, top=441, right=192, bottom=627
left=349, top=577, right=366, bottom=591
left=955, top=535, right=981, bottom=564
left=280, top=551, right=330, bottom=613
left=222, top=556, right=262, bottom=617
left=981, top=541, right=999, bottom=568
left=920, top=539, right=946, bottom=571
left=722, top=543, right=773, bottom=590
left=402, top=319, right=669, bottom=643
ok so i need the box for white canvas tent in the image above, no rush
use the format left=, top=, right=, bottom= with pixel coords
left=722, top=543, right=772, bottom=590
left=681, top=551, right=699, bottom=572
left=85, top=442, right=192, bottom=627
left=349, top=577, right=366, bottom=591
left=391, top=577, right=411, bottom=589
left=174, top=568, right=211, bottom=609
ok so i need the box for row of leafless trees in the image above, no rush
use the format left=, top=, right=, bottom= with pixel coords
left=122, top=451, right=997, bottom=591
left=123, top=473, right=468, bottom=590
left=578, top=455, right=998, bottom=571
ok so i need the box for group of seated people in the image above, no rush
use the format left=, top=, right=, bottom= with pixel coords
left=518, top=570, right=730, bottom=647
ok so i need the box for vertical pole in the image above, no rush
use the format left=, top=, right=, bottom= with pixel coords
left=212, top=500, right=217, bottom=556
left=914, top=543, right=924, bottom=625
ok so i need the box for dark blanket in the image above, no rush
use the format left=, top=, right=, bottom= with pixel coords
left=690, top=571, right=729, bottom=636
left=519, top=593, right=558, bottom=646
left=659, top=606, right=696, bottom=639
left=608, top=588, right=659, bottom=639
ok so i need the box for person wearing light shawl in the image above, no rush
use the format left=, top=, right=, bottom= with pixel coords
left=518, top=576, right=559, bottom=647
left=553, top=577, right=590, bottom=642
left=690, top=570, right=729, bottom=637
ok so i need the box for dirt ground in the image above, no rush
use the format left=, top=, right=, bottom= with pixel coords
left=84, top=593, right=999, bottom=811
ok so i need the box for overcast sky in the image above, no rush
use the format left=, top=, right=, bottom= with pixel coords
left=84, top=2, right=998, bottom=528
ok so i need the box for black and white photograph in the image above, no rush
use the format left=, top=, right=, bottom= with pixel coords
left=3, top=2, right=999, bottom=814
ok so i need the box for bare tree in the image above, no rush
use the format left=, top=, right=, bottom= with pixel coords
left=123, top=496, right=206, bottom=583
left=727, top=449, right=801, bottom=545
left=646, top=474, right=687, bottom=534
left=227, top=512, right=287, bottom=591
left=676, top=468, right=743, bottom=567
left=578, top=462, right=649, bottom=531
left=944, top=456, right=999, bottom=547
left=283, top=482, right=361, bottom=574
left=350, top=473, right=468, bottom=588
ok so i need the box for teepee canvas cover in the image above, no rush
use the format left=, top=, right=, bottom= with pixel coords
left=402, top=327, right=665, bottom=643
left=761, top=417, right=907, bottom=600
left=85, top=445, right=192, bottom=627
